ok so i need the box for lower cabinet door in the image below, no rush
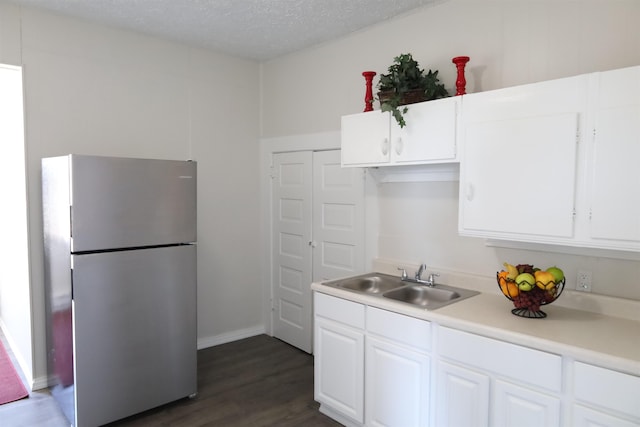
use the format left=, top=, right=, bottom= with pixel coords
left=493, top=380, right=560, bottom=427
left=573, top=405, right=639, bottom=427
left=435, top=361, right=490, bottom=427
left=365, top=336, right=430, bottom=427
left=314, top=317, right=365, bottom=423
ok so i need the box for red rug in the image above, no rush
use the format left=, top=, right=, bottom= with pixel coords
left=0, top=339, right=28, bottom=405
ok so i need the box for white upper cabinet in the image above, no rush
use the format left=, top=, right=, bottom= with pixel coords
left=458, top=74, right=587, bottom=242
left=586, top=66, right=640, bottom=251
left=459, top=65, right=640, bottom=252
left=341, top=109, right=391, bottom=165
left=341, top=96, right=460, bottom=167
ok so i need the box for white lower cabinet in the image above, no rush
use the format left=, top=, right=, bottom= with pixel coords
left=365, top=337, right=430, bottom=427
left=493, top=380, right=560, bottom=427
left=314, top=293, right=365, bottom=425
left=572, top=362, right=640, bottom=426
left=314, top=294, right=431, bottom=426
left=573, top=405, right=639, bottom=427
left=365, top=307, right=431, bottom=427
left=436, top=326, right=562, bottom=427
left=436, top=361, right=490, bottom=427
left=314, top=292, right=639, bottom=427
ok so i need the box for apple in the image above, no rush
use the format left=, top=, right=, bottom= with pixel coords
left=546, top=266, right=564, bottom=283
left=515, top=273, right=535, bottom=291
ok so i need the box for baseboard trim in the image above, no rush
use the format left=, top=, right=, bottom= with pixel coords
left=197, top=325, right=267, bottom=350
left=318, top=404, right=362, bottom=427
left=32, top=374, right=52, bottom=391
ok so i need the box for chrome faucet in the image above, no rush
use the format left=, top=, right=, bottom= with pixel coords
left=398, top=263, right=439, bottom=287
left=424, top=273, right=440, bottom=287
left=415, top=263, right=427, bottom=281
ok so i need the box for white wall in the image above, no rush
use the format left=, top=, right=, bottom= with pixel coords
left=0, top=2, right=262, bottom=388
left=261, top=0, right=640, bottom=137
left=260, top=0, right=640, bottom=301
left=0, top=64, right=32, bottom=386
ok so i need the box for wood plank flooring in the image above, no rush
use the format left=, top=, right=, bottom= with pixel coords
left=0, top=329, right=69, bottom=426
left=0, top=334, right=341, bottom=426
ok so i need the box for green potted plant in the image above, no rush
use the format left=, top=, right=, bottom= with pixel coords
left=377, top=53, right=449, bottom=128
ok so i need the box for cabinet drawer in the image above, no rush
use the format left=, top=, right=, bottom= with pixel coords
left=574, top=362, right=640, bottom=419
left=314, top=292, right=365, bottom=329
left=438, top=327, right=562, bottom=391
left=367, top=306, right=431, bottom=352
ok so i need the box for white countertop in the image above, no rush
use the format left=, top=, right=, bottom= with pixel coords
left=312, top=270, right=640, bottom=377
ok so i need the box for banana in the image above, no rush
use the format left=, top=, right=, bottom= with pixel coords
left=503, top=262, right=519, bottom=280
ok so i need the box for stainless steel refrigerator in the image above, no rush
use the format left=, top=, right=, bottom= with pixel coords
left=42, top=154, right=197, bottom=426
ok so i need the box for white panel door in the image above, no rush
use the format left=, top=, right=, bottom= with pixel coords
left=312, top=150, right=365, bottom=282
left=436, top=361, right=490, bottom=427
left=314, top=316, right=365, bottom=424
left=341, top=110, right=391, bottom=166
left=459, top=74, right=588, bottom=242
left=493, top=380, right=560, bottom=427
left=272, top=150, right=365, bottom=353
left=365, top=336, right=430, bottom=427
left=461, top=113, right=578, bottom=238
left=390, top=96, right=458, bottom=164
left=573, top=405, right=639, bottom=427
left=272, top=151, right=313, bottom=352
left=589, top=66, right=640, bottom=246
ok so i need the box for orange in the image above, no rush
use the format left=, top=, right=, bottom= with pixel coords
left=505, top=281, right=520, bottom=298
left=499, top=274, right=519, bottom=298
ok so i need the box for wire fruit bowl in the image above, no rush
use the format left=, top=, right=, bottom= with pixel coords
left=497, top=273, right=565, bottom=319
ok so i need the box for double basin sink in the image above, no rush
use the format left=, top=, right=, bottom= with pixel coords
left=323, top=272, right=479, bottom=310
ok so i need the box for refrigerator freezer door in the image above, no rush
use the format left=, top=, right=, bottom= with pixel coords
left=69, top=155, right=196, bottom=252
left=71, top=245, right=197, bottom=427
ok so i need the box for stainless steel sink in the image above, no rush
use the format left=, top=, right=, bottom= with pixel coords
left=382, top=283, right=479, bottom=310
left=324, top=273, right=404, bottom=295
left=383, top=285, right=459, bottom=304
left=322, top=273, right=479, bottom=310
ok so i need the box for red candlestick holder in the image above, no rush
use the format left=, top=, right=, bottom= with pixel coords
left=362, top=71, right=376, bottom=112
left=452, top=56, right=470, bottom=96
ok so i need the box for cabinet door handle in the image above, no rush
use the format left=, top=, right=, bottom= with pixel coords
left=381, top=138, right=389, bottom=155
left=395, top=137, right=403, bottom=155
left=466, top=183, right=475, bottom=201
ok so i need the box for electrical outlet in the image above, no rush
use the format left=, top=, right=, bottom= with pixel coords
left=576, top=270, right=592, bottom=292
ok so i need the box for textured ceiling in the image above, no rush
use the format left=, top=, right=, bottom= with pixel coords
left=8, top=0, right=436, bottom=61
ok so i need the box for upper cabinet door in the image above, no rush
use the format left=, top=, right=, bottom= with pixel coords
left=588, top=66, right=640, bottom=250
left=390, top=96, right=459, bottom=164
left=459, top=75, right=587, bottom=241
left=341, top=97, right=459, bottom=167
left=341, top=110, right=391, bottom=166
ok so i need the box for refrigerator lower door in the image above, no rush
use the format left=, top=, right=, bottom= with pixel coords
left=71, top=245, right=197, bottom=426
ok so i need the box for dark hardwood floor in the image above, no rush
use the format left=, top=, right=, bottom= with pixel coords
left=1, top=334, right=341, bottom=427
